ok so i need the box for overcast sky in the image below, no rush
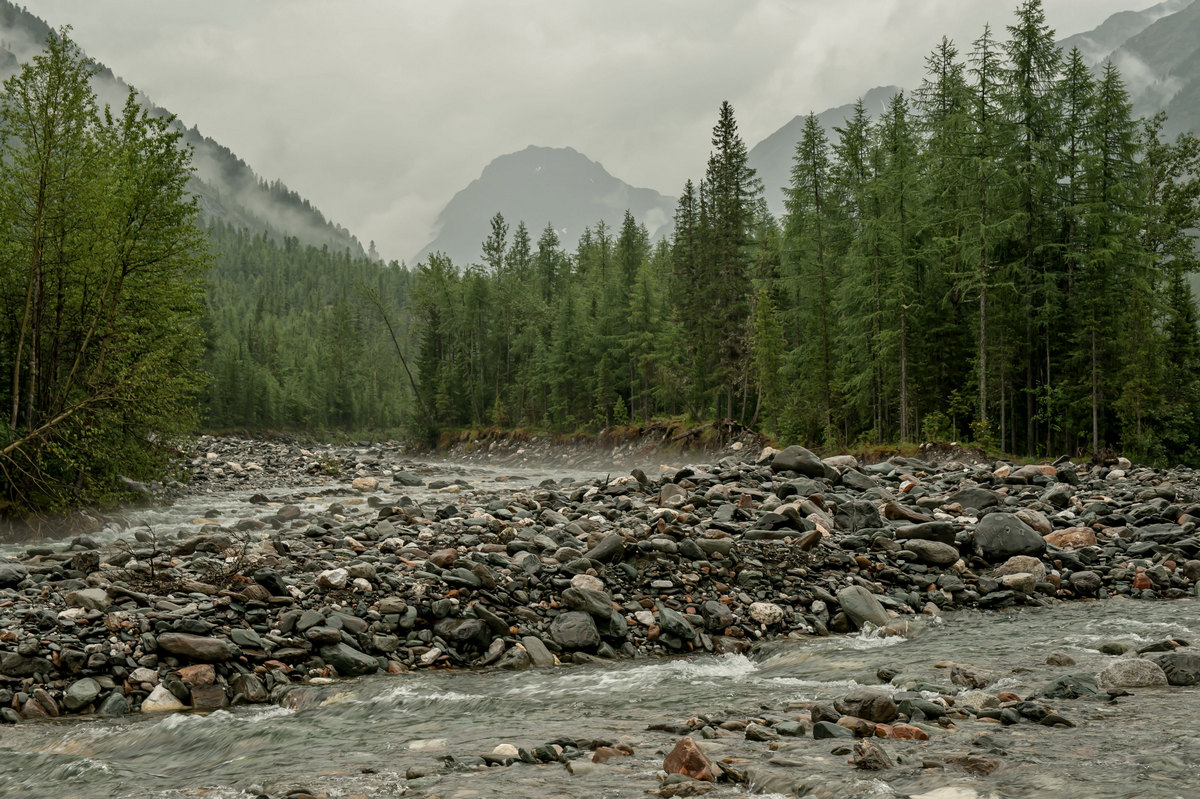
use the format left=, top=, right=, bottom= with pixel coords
left=31, top=0, right=1144, bottom=263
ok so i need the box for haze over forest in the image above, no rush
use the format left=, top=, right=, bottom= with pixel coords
left=29, top=0, right=1150, bottom=263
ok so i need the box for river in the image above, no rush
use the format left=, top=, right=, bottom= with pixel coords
left=2, top=457, right=1198, bottom=798
left=2, top=596, right=1196, bottom=798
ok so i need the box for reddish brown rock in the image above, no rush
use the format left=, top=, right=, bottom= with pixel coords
left=884, top=724, right=929, bottom=741
left=428, top=548, right=457, bottom=567
left=178, top=664, right=216, bottom=686
left=1044, top=528, right=1097, bottom=549
left=1133, top=573, right=1153, bottom=591
left=663, top=737, right=721, bottom=782
left=837, top=715, right=877, bottom=737
left=592, top=744, right=634, bottom=763
left=190, top=685, right=229, bottom=711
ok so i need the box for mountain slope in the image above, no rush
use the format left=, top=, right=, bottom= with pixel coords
left=414, top=146, right=675, bottom=267
left=1057, top=0, right=1192, bottom=65
left=748, top=85, right=901, bottom=220
left=0, top=1, right=366, bottom=258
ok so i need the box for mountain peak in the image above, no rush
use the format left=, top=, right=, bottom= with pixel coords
left=414, top=146, right=674, bottom=266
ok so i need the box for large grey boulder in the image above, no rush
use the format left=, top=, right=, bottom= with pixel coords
left=770, top=445, right=825, bottom=478
left=1097, top=658, right=1168, bottom=691
left=319, top=642, right=379, bottom=676
left=836, top=585, right=890, bottom=629
left=157, top=633, right=237, bottom=662
left=972, top=513, right=1047, bottom=561
left=1151, top=652, right=1200, bottom=686
left=549, top=611, right=600, bottom=650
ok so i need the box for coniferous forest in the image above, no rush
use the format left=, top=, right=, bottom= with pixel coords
left=409, top=2, right=1200, bottom=465
left=7, top=2, right=1200, bottom=516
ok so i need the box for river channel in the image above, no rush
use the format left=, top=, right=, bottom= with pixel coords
left=2, top=458, right=1198, bottom=798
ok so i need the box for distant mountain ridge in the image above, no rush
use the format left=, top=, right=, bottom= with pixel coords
left=414, top=145, right=675, bottom=267
left=748, top=85, right=902, bottom=220
left=0, top=2, right=367, bottom=258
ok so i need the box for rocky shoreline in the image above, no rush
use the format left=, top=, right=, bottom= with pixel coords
left=3, top=436, right=1200, bottom=793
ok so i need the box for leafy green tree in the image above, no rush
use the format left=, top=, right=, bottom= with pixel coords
left=0, top=29, right=209, bottom=511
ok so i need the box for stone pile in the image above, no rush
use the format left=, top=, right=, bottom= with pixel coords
left=2, top=441, right=1199, bottom=722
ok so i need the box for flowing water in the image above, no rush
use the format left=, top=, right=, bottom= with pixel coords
left=4, top=598, right=1197, bottom=798
left=4, top=462, right=1200, bottom=798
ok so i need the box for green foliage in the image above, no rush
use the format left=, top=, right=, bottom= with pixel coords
left=403, top=3, right=1200, bottom=467
left=200, top=223, right=416, bottom=433
left=0, top=28, right=209, bottom=512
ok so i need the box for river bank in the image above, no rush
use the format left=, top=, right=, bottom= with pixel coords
left=3, top=435, right=1200, bottom=796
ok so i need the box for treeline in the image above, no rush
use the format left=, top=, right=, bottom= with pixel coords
left=411, top=0, right=1200, bottom=463
left=200, top=222, right=416, bottom=432
left=0, top=32, right=208, bottom=511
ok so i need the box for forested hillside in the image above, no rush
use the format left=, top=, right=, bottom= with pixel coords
left=0, top=1, right=369, bottom=258
left=201, top=223, right=415, bottom=432
left=410, top=0, right=1200, bottom=464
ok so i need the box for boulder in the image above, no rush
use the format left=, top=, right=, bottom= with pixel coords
left=157, top=633, right=236, bottom=662
left=1151, top=652, right=1200, bottom=686
left=973, top=513, right=1046, bottom=561
left=63, top=677, right=102, bottom=712
left=1044, top=527, right=1097, bottom=549
left=835, top=687, right=898, bottom=723
left=319, top=643, right=380, bottom=676
left=904, top=539, right=960, bottom=565
left=549, top=611, right=600, bottom=650
left=141, top=684, right=186, bottom=713
left=663, top=737, right=721, bottom=781
left=836, top=585, right=890, bottom=629
left=770, top=445, right=825, bottom=478
left=894, top=521, right=957, bottom=546
left=1097, top=658, right=1168, bottom=691
left=64, top=588, right=110, bottom=611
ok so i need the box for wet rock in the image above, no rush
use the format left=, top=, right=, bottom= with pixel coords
left=1040, top=673, right=1101, bottom=699
left=63, top=677, right=102, bottom=712
left=1151, top=652, right=1200, bottom=686
left=836, top=688, right=898, bottom=723
left=320, top=643, right=380, bottom=676
left=836, top=586, right=890, bottom=629
left=1097, top=658, right=1168, bottom=690
left=813, top=720, right=854, bottom=739
left=973, top=513, right=1046, bottom=561
left=744, top=722, right=779, bottom=741
left=157, top=633, right=236, bottom=663
left=663, top=737, right=721, bottom=781
left=142, top=684, right=187, bottom=713
left=851, top=739, right=893, bottom=770
left=549, top=611, right=601, bottom=650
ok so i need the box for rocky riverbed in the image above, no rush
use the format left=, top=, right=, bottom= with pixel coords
left=3, top=436, right=1200, bottom=797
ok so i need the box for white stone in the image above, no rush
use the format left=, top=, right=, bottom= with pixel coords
left=129, top=667, right=159, bottom=684
left=316, top=568, right=349, bottom=589
left=749, top=601, right=784, bottom=625
left=351, top=476, right=379, bottom=492
left=492, top=743, right=520, bottom=757
left=141, top=684, right=186, bottom=713
left=570, top=574, right=605, bottom=592
left=635, top=610, right=655, bottom=627
left=999, top=572, right=1037, bottom=594
left=1097, top=658, right=1168, bottom=691
left=351, top=577, right=371, bottom=592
